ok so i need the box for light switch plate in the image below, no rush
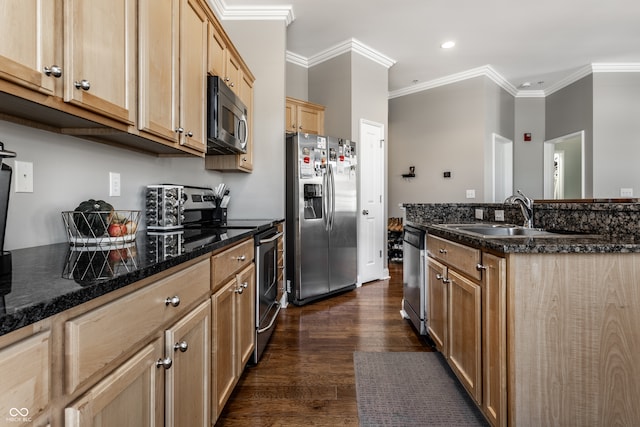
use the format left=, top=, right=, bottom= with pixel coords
left=495, top=210, right=505, bottom=221
left=466, top=189, right=476, bottom=199
left=14, top=160, right=34, bottom=193
left=475, top=208, right=484, bottom=220
left=109, top=172, right=121, bottom=197
left=620, top=188, right=633, bottom=197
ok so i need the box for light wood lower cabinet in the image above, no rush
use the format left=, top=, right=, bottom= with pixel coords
left=447, top=268, right=482, bottom=402
left=0, top=331, right=51, bottom=425
left=65, top=339, right=165, bottom=427
left=427, top=234, right=505, bottom=426
left=212, top=263, right=256, bottom=418
left=426, top=257, right=447, bottom=354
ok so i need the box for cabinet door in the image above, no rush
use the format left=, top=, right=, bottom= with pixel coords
left=285, top=101, right=297, bottom=133
left=65, top=339, right=164, bottom=427
left=178, top=0, right=207, bottom=152
left=237, top=72, right=254, bottom=171
left=447, top=269, right=482, bottom=403
left=225, top=54, right=242, bottom=94
left=138, top=0, right=179, bottom=143
left=297, top=104, right=324, bottom=134
left=208, top=22, right=227, bottom=77
left=236, top=263, right=256, bottom=374
left=482, top=253, right=507, bottom=427
left=165, top=300, right=210, bottom=427
left=212, top=278, right=237, bottom=418
left=63, top=0, right=136, bottom=124
left=0, top=0, right=58, bottom=95
left=426, top=257, right=448, bottom=355
left=0, top=331, right=50, bottom=424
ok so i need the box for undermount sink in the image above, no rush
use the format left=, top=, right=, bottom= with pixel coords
left=437, top=223, right=589, bottom=239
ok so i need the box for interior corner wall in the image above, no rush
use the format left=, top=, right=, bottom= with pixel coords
left=514, top=97, right=545, bottom=198
left=308, top=53, right=352, bottom=139
left=350, top=53, right=389, bottom=139
left=592, top=72, right=640, bottom=198
left=484, top=78, right=515, bottom=201
left=387, top=77, right=485, bottom=216
left=545, top=75, right=594, bottom=197
left=217, top=19, right=287, bottom=219
left=286, top=62, right=308, bottom=101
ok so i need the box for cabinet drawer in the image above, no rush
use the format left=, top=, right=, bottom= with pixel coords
left=65, top=259, right=210, bottom=394
left=427, top=235, right=481, bottom=280
left=0, top=331, right=50, bottom=422
left=211, top=238, right=254, bottom=290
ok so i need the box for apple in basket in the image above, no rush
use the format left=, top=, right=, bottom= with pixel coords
left=107, top=222, right=127, bottom=237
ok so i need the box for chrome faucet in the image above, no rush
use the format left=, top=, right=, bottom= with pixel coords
left=504, top=189, right=534, bottom=228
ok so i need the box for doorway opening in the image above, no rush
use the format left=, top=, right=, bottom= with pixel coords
left=543, top=131, right=584, bottom=199
left=492, top=133, right=513, bottom=202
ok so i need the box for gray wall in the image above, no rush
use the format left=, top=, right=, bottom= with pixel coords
left=545, top=75, right=594, bottom=197
left=592, top=72, right=640, bottom=197
left=351, top=53, right=389, bottom=140
left=215, top=19, right=287, bottom=221
left=309, top=53, right=352, bottom=139
left=514, top=97, right=545, bottom=198
left=484, top=79, right=515, bottom=197
left=388, top=77, right=489, bottom=217
left=1, top=120, right=224, bottom=250
left=285, top=62, right=308, bottom=101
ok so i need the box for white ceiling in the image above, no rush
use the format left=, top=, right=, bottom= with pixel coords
left=212, top=0, right=640, bottom=96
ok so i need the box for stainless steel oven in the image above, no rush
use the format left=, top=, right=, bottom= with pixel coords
left=253, top=226, right=283, bottom=363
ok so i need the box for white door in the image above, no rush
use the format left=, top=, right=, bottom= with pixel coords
left=358, top=119, right=385, bottom=284
left=492, top=133, right=513, bottom=202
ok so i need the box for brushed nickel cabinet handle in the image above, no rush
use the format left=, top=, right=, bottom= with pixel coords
left=165, top=295, right=180, bottom=307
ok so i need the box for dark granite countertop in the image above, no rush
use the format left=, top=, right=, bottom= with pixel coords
left=0, top=219, right=282, bottom=336
left=408, top=221, right=640, bottom=254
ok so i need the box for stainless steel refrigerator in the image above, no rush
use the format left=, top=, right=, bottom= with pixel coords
left=285, top=132, right=358, bottom=305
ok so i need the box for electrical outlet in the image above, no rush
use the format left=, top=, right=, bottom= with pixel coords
left=466, top=189, right=476, bottom=199
left=620, top=188, right=633, bottom=197
left=475, top=208, right=484, bottom=220
left=495, top=210, right=505, bottom=221
left=109, top=172, right=121, bottom=197
left=14, top=161, right=34, bottom=193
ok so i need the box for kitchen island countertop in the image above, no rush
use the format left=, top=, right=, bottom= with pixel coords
left=0, top=219, right=282, bottom=336
left=409, top=221, right=640, bottom=254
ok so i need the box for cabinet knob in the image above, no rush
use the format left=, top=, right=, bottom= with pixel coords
left=174, top=341, right=189, bottom=352
left=235, top=286, right=244, bottom=294
left=476, top=264, right=487, bottom=271
left=175, top=127, right=184, bottom=134
left=165, top=295, right=181, bottom=307
left=43, top=65, right=62, bottom=78
left=436, top=273, right=443, bottom=280
left=186, top=131, right=193, bottom=137
left=237, top=254, right=246, bottom=262
left=73, top=79, right=91, bottom=91
left=156, top=357, right=173, bottom=369
left=438, top=248, right=447, bottom=254
left=230, top=82, right=235, bottom=87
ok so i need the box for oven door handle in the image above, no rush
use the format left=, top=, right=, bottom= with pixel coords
left=258, top=231, right=284, bottom=244
left=257, top=303, right=281, bottom=334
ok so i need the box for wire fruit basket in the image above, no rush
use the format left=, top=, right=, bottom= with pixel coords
left=61, top=210, right=140, bottom=246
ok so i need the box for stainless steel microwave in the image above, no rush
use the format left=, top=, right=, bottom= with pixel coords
left=207, top=76, right=248, bottom=155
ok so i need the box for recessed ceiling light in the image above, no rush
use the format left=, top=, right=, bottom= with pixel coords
left=441, top=41, right=456, bottom=49
left=520, top=82, right=531, bottom=88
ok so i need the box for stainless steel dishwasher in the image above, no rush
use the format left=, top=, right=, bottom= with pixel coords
left=402, top=225, right=426, bottom=335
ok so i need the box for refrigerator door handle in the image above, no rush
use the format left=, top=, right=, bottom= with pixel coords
left=329, top=164, right=336, bottom=230
left=322, top=168, right=329, bottom=231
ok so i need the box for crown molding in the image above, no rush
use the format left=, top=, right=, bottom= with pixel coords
left=388, top=65, right=518, bottom=99
left=286, top=51, right=308, bottom=68
left=287, top=38, right=395, bottom=69
left=207, top=0, right=294, bottom=25
left=592, top=63, right=640, bottom=73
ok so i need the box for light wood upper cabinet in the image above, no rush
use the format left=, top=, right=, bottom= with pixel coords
left=138, top=0, right=179, bottom=143
left=206, top=20, right=255, bottom=172
left=178, top=0, right=208, bottom=152
left=286, top=97, right=325, bottom=135
left=0, top=0, right=58, bottom=96
left=63, top=0, right=136, bottom=125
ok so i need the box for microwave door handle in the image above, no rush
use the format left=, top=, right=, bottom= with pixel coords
left=238, top=115, right=248, bottom=147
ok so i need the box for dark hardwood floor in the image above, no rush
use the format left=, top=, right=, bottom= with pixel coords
left=215, top=262, right=434, bottom=426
